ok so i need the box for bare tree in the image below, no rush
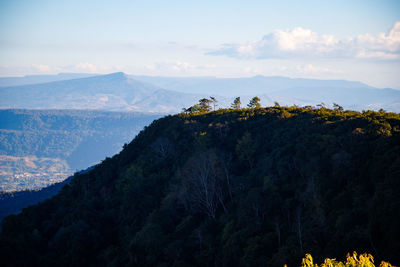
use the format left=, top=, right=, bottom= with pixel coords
left=295, top=205, right=303, bottom=253
left=181, top=150, right=224, bottom=219
left=151, top=137, right=174, bottom=159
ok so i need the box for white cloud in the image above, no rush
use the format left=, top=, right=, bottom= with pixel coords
left=0, top=63, right=125, bottom=76
left=32, top=64, right=52, bottom=72
left=208, top=22, right=400, bottom=60
left=74, top=62, right=98, bottom=72
left=296, top=64, right=342, bottom=74
left=144, top=61, right=216, bottom=75
left=244, top=66, right=261, bottom=74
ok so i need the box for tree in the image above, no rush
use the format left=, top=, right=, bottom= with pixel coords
left=198, top=98, right=212, bottom=112
left=210, top=96, right=218, bottom=111
left=231, top=97, right=241, bottom=109
left=248, top=96, right=261, bottom=108
left=151, top=137, right=174, bottom=159
left=333, top=103, right=343, bottom=111
left=236, top=131, right=256, bottom=169
left=181, top=151, right=224, bottom=219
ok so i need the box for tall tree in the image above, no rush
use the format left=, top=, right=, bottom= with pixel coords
left=231, top=97, right=241, bottom=109
left=181, top=151, right=223, bottom=219
left=210, top=96, right=218, bottom=111
left=199, top=98, right=212, bottom=112
left=248, top=96, right=261, bottom=108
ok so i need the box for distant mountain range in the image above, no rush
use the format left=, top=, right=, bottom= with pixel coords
left=0, top=73, right=96, bottom=87
left=1, top=72, right=399, bottom=112
left=0, top=73, right=203, bottom=113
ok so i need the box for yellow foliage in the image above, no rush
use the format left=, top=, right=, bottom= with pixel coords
left=299, top=252, right=395, bottom=267
left=320, top=258, right=344, bottom=267
left=380, top=262, right=394, bottom=267
left=302, top=254, right=317, bottom=267
left=345, top=251, right=375, bottom=267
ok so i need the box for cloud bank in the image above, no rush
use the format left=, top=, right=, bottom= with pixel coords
left=207, top=22, right=400, bottom=60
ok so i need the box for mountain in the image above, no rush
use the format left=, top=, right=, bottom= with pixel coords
left=1, top=107, right=399, bottom=266
left=1, top=72, right=399, bottom=113
left=0, top=72, right=204, bottom=113
left=0, top=109, right=162, bottom=191
left=131, top=75, right=374, bottom=95
left=0, top=73, right=97, bottom=87
left=131, top=75, right=400, bottom=112
left=267, top=87, right=400, bottom=111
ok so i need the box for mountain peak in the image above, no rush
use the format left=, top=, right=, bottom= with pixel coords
left=103, top=72, right=127, bottom=78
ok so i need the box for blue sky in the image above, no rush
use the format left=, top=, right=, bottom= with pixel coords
left=1, top=0, right=399, bottom=88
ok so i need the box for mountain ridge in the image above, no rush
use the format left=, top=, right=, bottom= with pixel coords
left=1, top=106, right=399, bottom=266
left=0, top=72, right=399, bottom=113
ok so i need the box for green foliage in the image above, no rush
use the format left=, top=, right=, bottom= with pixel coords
left=185, top=98, right=215, bottom=114
left=248, top=96, right=261, bottom=108
left=1, top=106, right=399, bottom=266
left=232, top=97, right=242, bottom=109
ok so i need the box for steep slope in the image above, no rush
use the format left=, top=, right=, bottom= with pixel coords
left=0, top=107, right=399, bottom=267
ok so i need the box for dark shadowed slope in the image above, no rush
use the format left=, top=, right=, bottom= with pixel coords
left=1, top=107, right=399, bottom=266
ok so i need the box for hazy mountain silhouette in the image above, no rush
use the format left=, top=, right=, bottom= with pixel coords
left=0, top=73, right=97, bottom=87
left=1, top=72, right=399, bottom=112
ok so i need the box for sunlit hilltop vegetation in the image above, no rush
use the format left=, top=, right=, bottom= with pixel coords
left=0, top=101, right=399, bottom=266
left=301, top=251, right=395, bottom=267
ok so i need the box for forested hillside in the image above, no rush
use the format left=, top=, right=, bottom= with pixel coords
left=0, top=177, right=72, bottom=222
left=1, top=106, right=399, bottom=266
left=0, top=109, right=161, bottom=191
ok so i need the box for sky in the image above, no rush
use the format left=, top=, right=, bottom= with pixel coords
left=0, top=0, right=399, bottom=88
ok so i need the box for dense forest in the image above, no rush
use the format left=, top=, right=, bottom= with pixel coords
left=0, top=104, right=399, bottom=266
left=0, top=176, right=72, bottom=222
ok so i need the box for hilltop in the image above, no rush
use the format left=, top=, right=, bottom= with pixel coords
left=0, top=106, right=399, bottom=266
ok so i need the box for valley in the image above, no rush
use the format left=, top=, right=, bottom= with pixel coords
left=0, top=109, right=162, bottom=191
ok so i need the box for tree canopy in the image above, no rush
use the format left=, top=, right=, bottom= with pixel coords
left=248, top=96, right=261, bottom=108
left=232, top=97, right=242, bottom=109
left=1, top=105, right=399, bottom=266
